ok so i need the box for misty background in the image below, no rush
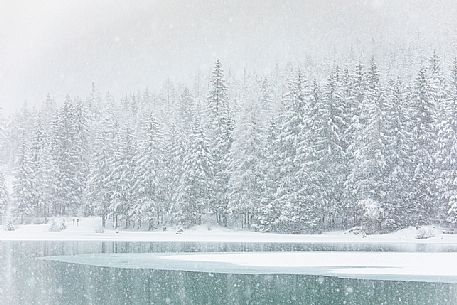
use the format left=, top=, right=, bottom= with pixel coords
left=1, top=0, right=457, bottom=113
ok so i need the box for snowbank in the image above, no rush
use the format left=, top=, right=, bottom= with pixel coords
left=40, top=251, right=457, bottom=283
left=1, top=219, right=457, bottom=244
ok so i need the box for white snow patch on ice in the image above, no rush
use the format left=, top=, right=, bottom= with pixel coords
left=40, top=251, right=457, bottom=283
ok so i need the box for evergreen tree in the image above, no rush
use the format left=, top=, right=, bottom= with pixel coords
left=441, top=59, right=457, bottom=225
left=176, top=109, right=213, bottom=227
left=343, top=63, right=366, bottom=226
left=228, top=99, right=265, bottom=229
left=347, top=60, right=386, bottom=231
left=53, top=97, right=84, bottom=215
left=161, top=123, right=184, bottom=225
left=88, top=108, right=117, bottom=228
left=134, top=113, right=164, bottom=229
left=0, top=172, right=9, bottom=217
left=29, top=117, right=47, bottom=217
left=274, top=71, right=320, bottom=233
left=409, top=67, right=436, bottom=224
left=206, top=60, right=234, bottom=226
left=381, top=79, right=413, bottom=229
left=13, top=134, right=34, bottom=221
left=107, top=125, right=137, bottom=228
left=73, top=100, right=89, bottom=214
left=315, top=72, right=348, bottom=229
left=255, top=119, right=282, bottom=232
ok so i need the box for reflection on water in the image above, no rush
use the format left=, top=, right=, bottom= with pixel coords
left=1, top=241, right=457, bottom=305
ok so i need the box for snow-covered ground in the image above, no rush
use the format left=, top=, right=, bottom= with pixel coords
left=41, top=251, right=457, bottom=283
left=1, top=217, right=457, bottom=244
left=10, top=218, right=457, bottom=283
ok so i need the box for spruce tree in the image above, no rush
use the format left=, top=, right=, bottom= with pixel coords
left=0, top=172, right=9, bottom=217
left=13, top=135, right=34, bottom=221
left=441, top=59, right=457, bottom=225
left=381, top=79, right=413, bottom=229
left=315, top=73, right=347, bottom=229
left=347, top=59, right=386, bottom=231
left=274, top=71, right=320, bottom=233
left=134, top=113, right=164, bottom=230
left=176, top=110, right=213, bottom=227
left=228, top=100, right=265, bottom=229
left=206, top=60, right=233, bottom=226
left=88, top=109, right=117, bottom=228
left=409, top=67, right=436, bottom=225
left=255, top=119, right=282, bottom=232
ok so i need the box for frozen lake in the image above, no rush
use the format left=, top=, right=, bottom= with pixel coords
left=2, top=241, right=457, bottom=304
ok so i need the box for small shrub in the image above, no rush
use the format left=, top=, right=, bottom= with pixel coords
left=4, top=222, right=15, bottom=231
left=347, top=226, right=366, bottom=236
left=416, top=227, right=435, bottom=239
left=49, top=219, right=66, bottom=232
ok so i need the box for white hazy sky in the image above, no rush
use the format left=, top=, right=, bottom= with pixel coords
left=1, top=0, right=457, bottom=113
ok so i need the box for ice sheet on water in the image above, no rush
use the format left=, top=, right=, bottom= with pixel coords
left=39, top=251, right=457, bottom=283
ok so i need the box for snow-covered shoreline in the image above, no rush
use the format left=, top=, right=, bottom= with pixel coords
left=1, top=220, right=457, bottom=244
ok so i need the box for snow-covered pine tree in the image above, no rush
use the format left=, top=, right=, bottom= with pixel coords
left=343, top=63, right=365, bottom=227
left=161, top=123, right=184, bottom=225
left=228, top=97, right=265, bottom=229
left=250, top=79, right=281, bottom=231
left=28, top=116, right=47, bottom=218
left=326, top=67, right=356, bottom=228
left=441, top=59, right=457, bottom=226
left=347, top=59, right=387, bottom=231
left=176, top=106, right=213, bottom=227
left=0, top=107, right=7, bottom=166
left=274, top=71, right=320, bottom=233
left=87, top=106, right=118, bottom=228
left=380, top=79, right=413, bottom=230
left=255, top=119, right=282, bottom=232
left=179, top=88, right=196, bottom=128
left=35, top=96, right=59, bottom=220
left=72, top=99, right=89, bottom=215
left=13, top=131, right=34, bottom=222
left=309, top=74, right=347, bottom=230
left=134, top=112, right=164, bottom=230
left=206, top=60, right=234, bottom=226
left=0, top=172, right=9, bottom=217
left=107, top=125, right=137, bottom=228
left=259, top=78, right=275, bottom=122
left=53, top=97, right=84, bottom=215
left=409, top=67, right=437, bottom=225
left=428, top=53, right=451, bottom=219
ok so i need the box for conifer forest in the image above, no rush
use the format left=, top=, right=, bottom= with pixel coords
left=2, top=54, right=457, bottom=234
